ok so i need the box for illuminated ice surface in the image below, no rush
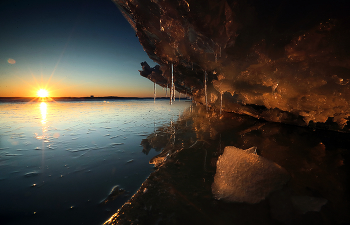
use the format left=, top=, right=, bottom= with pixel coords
left=212, top=146, right=290, bottom=204
left=0, top=99, right=191, bottom=225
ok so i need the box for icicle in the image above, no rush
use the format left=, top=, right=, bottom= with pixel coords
left=220, top=92, right=223, bottom=115
left=172, top=63, right=175, bottom=102
left=204, top=71, right=208, bottom=111
left=215, top=53, right=217, bottom=63
left=219, top=46, right=221, bottom=57
left=170, top=63, right=174, bottom=105
left=154, top=82, right=156, bottom=103
left=192, top=62, right=193, bottom=71
left=170, top=119, right=175, bottom=146
left=166, top=84, right=168, bottom=97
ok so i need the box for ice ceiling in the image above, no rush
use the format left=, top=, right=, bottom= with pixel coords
left=114, top=0, right=350, bottom=129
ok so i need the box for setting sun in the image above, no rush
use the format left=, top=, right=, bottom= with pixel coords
left=37, top=89, right=49, bottom=98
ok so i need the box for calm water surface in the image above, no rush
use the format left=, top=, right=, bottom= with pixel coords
left=0, top=99, right=191, bottom=225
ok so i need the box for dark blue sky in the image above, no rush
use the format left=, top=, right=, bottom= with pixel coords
left=0, top=0, right=158, bottom=97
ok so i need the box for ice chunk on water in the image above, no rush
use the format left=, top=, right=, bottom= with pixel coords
left=100, top=185, right=125, bottom=205
left=212, top=146, right=289, bottom=204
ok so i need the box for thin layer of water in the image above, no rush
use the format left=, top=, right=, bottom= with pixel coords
left=0, top=99, right=191, bottom=225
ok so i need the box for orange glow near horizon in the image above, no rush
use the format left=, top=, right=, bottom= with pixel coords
left=0, top=73, right=173, bottom=98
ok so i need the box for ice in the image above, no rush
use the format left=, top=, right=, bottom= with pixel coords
left=122, top=0, right=350, bottom=129
left=220, top=92, right=223, bottom=115
left=109, top=143, right=124, bottom=146
left=100, top=185, right=125, bottom=205
left=170, top=63, right=174, bottom=105
left=172, top=63, right=175, bottom=102
left=24, top=171, right=40, bottom=177
left=212, top=146, right=289, bottom=204
left=5, top=153, right=23, bottom=156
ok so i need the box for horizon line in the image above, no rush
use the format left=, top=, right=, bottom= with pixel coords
left=0, top=96, right=175, bottom=98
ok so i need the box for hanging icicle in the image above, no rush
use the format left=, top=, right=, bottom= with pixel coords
left=219, top=46, right=221, bottom=57
left=215, top=53, right=217, bottom=63
left=173, top=87, right=176, bottom=102
left=170, top=63, right=174, bottom=105
left=172, top=63, right=175, bottom=102
left=204, top=71, right=208, bottom=111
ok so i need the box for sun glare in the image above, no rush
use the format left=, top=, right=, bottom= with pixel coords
left=37, top=89, right=49, bottom=98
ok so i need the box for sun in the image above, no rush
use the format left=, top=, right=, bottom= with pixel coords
left=37, top=89, right=49, bottom=98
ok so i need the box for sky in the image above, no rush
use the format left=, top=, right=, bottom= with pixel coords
left=0, top=0, right=161, bottom=97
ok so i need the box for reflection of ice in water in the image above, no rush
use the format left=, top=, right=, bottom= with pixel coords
left=220, top=92, right=223, bottom=115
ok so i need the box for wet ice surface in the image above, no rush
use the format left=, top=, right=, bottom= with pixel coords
left=0, top=99, right=191, bottom=225
left=105, top=105, right=350, bottom=225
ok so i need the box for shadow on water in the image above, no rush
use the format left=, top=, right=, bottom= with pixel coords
left=105, top=104, right=350, bottom=225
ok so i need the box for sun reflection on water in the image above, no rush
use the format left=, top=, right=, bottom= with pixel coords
left=40, top=102, right=47, bottom=125
left=35, top=102, right=49, bottom=141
